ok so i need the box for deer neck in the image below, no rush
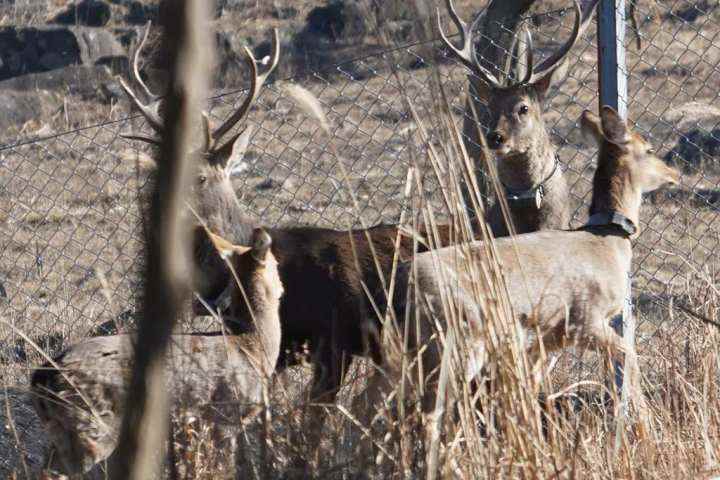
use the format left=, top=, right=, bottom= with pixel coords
left=250, top=299, right=282, bottom=374
left=207, top=192, right=258, bottom=247
left=231, top=281, right=282, bottom=374
left=588, top=148, right=641, bottom=237
left=496, top=128, right=556, bottom=191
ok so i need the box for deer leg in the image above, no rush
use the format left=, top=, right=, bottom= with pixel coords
left=577, top=319, right=651, bottom=436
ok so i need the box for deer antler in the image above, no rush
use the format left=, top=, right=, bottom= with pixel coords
left=209, top=29, right=281, bottom=147
left=526, top=0, right=582, bottom=84
left=119, top=22, right=164, bottom=137
left=120, top=28, right=281, bottom=153
left=437, top=0, right=502, bottom=88
left=439, top=0, right=591, bottom=89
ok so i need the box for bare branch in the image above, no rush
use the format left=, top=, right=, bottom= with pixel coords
left=110, top=0, right=213, bottom=478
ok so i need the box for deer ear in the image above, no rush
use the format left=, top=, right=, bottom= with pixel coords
left=214, top=125, right=253, bottom=176
left=198, top=225, right=250, bottom=260
left=532, top=61, right=569, bottom=100
left=250, top=228, right=272, bottom=263
left=600, top=106, right=630, bottom=144
left=580, top=110, right=603, bottom=147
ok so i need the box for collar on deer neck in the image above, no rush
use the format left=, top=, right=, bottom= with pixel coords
left=582, top=210, right=637, bottom=238
left=502, top=155, right=559, bottom=209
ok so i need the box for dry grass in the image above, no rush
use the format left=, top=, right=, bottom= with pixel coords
left=0, top=0, right=719, bottom=478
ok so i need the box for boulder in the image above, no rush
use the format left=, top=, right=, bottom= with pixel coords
left=661, top=102, right=720, bottom=174
left=0, top=26, right=123, bottom=81
left=0, top=64, right=118, bottom=100
left=665, top=127, right=720, bottom=174
left=48, top=0, right=112, bottom=27
left=0, top=89, right=60, bottom=134
left=108, top=0, right=160, bottom=24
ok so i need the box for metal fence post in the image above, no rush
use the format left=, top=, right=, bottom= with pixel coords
left=597, top=0, right=632, bottom=447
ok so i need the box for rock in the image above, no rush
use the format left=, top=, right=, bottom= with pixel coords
left=48, top=0, right=112, bottom=27
left=108, top=0, right=160, bottom=24
left=74, top=27, right=124, bottom=63
left=0, top=389, right=48, bottom=479
left=668, top=1, right=715, bottom=23
left=0, top=89, right=60, bottom=133
left=0, top=64, right=117, bottom=100
left=665, top=127, right=720, bottom=174
left=256, top=178, right=279, bottom=190
left=0, top=26, right=123, bottom=81
left=660, top=102, right=720, bottom=174
left=272, top=5, right=298, bottom=20
left=306, top=2, right=347, bottom=41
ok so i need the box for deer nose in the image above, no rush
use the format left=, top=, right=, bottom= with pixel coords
left=488, top=131, right=505, bottom=148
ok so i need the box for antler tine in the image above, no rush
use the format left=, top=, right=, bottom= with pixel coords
left=119, top=21, right=163, bottom=136
left=133, top=22, right=155, bottom=101
left=521, top=27, right=534, bottom=85
left=529, top=0, right=582, bottom=82
left=501, top=29, right=519, bottom=85
left=119, top=133, right=161, bottom=145
left=437, top=0, right=501, bottom=88
left=119, top=77, right=164, bottom=134
left=211, top=28, right=280, bottom=144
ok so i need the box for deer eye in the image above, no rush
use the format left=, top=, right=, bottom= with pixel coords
left=646, top=148, right=654, bottom=155
left=198, top=175, right=207, bottom=185
left=518, top=105, right=529, bottom=116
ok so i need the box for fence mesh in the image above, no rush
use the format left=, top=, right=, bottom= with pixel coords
left=1, top=2, right=718, bottom=391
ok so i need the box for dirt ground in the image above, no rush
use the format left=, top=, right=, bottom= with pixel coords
left=1, top=0, right=720, bottom=476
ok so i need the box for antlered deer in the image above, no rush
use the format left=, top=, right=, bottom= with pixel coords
left=439, top=0, right=599, bottom=236
left=31, top=228, right=283, bottom=476
left=375, top=107, right=679, bottom=434
left=119, top=13, right=592, bottom=409
left=119, top=27, right=460, bottom=405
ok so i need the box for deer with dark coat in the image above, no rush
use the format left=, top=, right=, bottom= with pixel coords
left=119, top=11, right=592, bottom=408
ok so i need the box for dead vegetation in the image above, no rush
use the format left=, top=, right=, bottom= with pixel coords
left=0, top=0, right=719, bottom=478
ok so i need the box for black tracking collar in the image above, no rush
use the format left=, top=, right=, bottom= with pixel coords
left=582, top=211, right=637, bottom=237
left=502, top=155, right=559, bottom=209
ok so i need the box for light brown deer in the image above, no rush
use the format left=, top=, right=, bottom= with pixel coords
left=119, top=24, right=280, bottom=311
left=439, top=0, right=598, bottom=236
left=31, top=227, right=283, bottom=476
left=377, top=107, right=679, bottom=434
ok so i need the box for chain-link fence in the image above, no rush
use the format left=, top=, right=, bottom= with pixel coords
left=1, top=1, right=719, bottom=391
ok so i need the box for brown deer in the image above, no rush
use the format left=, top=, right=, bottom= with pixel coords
left=439, top=0, right=598, bottom=236
left=31, top=227, right=283, bottom=476
left=119, top=24, right=276, bottom=304
left=376, top=107, right=680, bottom=435
left=118, top=27, right=460, bottom=406
left=118, top=17, right=584, bottom=413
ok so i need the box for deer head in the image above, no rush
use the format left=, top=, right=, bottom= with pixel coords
left=201, top=226, right=282, bottom=331
left=581, top=106, right=680, bottom=230
left=439, top=0, right=590, bottom=160
left=120, top=23, right=280, bottom=243
left=201, top=226, right=283, bottom=368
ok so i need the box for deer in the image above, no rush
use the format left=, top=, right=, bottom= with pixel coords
left=117, top=25, right=459, bottom=407
left=367, top=106, right=680, bottom=438
left=31, top=227, right=283, bottom=476
left=439, top=0, right=599, bottom=237
left=117, top=15, right=590, bottom=417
